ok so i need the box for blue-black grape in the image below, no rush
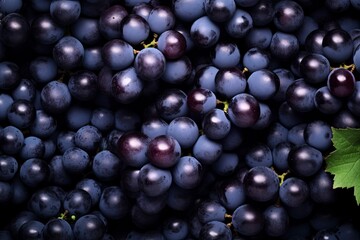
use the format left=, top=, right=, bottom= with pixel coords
left=322, top=28, right=353, bottom=63
left=92, top=150, right=122, bottom=181
left=76, top=178, right=102, bottom=207
left=62, top=147, right=90, bottom=175
left=19, top=136, right=45, bottom=160
left=216, top=179, right=245, bottom=211
left=73, top=214, right=105, bottom=240
left=270, top=32, right=299, bottom=60
left=166, top=116, right=198, bottom=149
left=286, top=79, right=316, bottom=112
left=199, top=221, right=232, bottom=240
left=0, top=125, right=24, bottom=155
left=288, top=144, right=323, bottom=177
left=99, top=4, right=128, bottom=40
left=29, top=188, right=61, bottom=219
left=191, top=16, right=220, bottom=48
left=272, top=141, right=293, bottom=173
left=225, top=9, right=253, bottom=38
left=273, top=0, right=304, bottom=32
left=215, top=67, right=247, bottom=99
left=0, top=13, right=29, bottom=48
left=202, top=108, right=231, bottom=140
left=74, top=125, right=102, bottom=154
left=314, top=86, right=343, bottom=115
left=63, top=189, right=92, bottom=217
left=327, top=68, right=355, bottom=98
left=263, top=205, right=289, bottom=237
left=232, top=203, right=264, bottom=236
left=300, top=53, right=330, bottom=85
left=50, top=0, right=81, bottom=26
left=12, top=78, right=36, bottom=102
left=172, top=0, right=205, bottom=22
left=53, top=36, right=84, bottom=70
left=157, top=29, right=187, bottom=60
left=117, top=131, right=149, bottom=168
left=31, top=14, right=64, bottom=45
left=156, top=88, right=188, bottom=121
left=0, top=61, right=20, bottom=90
left=71, top=17, right=101, bottom=46
left=162, top=216, right=189, bottom=240
left=147, top=135, right=181, bottom=168
left=18, top=220, right=44, bottom=240
left=99, top=186, right=130, bottom=220
left=279, top=177, right=309, bottom=207
left=112, top=67, right=143, bottom=104
left=243, top=166, right=279, bottom=202
left=42, top=218, right=74, bottom=240
left=0, top=94, right=13, bottom=121
left=245, top=142, right=273, bottom=168
left=40, top=80, right=72, bottom=115
left=243, top=47, right=270, bottom=72
left=134, top=47, right=166, bottom=81
left=248, top=69, right=280, bottom=100
left=304, top=120, right=332, bottom=151
left=138, top=163, right=172, bottom=197
left=228, top=93, right=260, bottom=128
left=102, top=39, right=134, bottom=71
left=172, top=156, right=203, bottom=189
left=20, top=158, right=50, bottom=188
left=193, top=135, right=222, bottom=165
left=161, top=56, right=192, bottom=84
left=147, top=6, right=175, bottom=34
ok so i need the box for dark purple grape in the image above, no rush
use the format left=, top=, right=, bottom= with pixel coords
left=157, top=30, right=187, bottom=60
left=232, top=204, right=264, bottom=236
left=190, top=16, right=220, bottom=48
left=322, top=28, right=353, bottom=63
left=112, top=67, right=143, bottom=104
left=228, top=93, right=260, bottom=128
left=327, top=68, right=355, bottom=98
left=52, top=36, right=84, bottom=70
left=288, top=144, right=323, bottom=177
left=138, top=163, right=172, bottom=197
left=134, top=47, right=166, bottom=81
left=0, top=13, right=29, bottom=48
left=156, top=88, right=188, bottom=121
left=99, top=5, right=128, bottom=40
left=243, top=166, right=279, bottom=202
left=204, top=0, right=236, bottom=23
left=273, top=0, right=304, bottom=32
left=147, top=135, right=181, bottom=168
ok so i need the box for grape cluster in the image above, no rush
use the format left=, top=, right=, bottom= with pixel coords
left=1, top=0, right=360, bottom=239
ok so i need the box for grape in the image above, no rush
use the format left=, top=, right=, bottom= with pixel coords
left=162, top=217, right=189, bottom=240
left=263, top=205, right=289, bottom=237
left=288, top=144, right=323, bottom=177
left=199, top=221, right=232, bottom=240
left=247, top=69, right=280, bottom=100
left=99, top=5, right=128, bottom=40
left=134, top=47, right=166, bottom=81
left=273, top=0, right=304, bottom=32
left=210, top=42, right=240, bottom=68
left=157, top=30, right=186, bottom=60
left=31, top=14, right=65, bottom=45
left=62, top=147, right=90, bottom=175
left=228, top=93, right=260, bottom=128
left=20, top=158, right=50, bottom=188
left=92, top=150, right=122, bottom=181
left=0, top=126, right=24, bottom=155
left=7, top=99, right=35, bottom=129
left=12, top=78, right=36, bottom=102
left=136, top=192, right=167, bottom=214
left=0, top=0, right=22, bottom=14
left=187, top=88, right=217, bottom=115
left=314, top=86, right=343, bottom=115
left=112, top=67, right=144, bottom=104
left=286, top=79, right=316, bottom=113
left=245, top=143, right=273, bottom=168
left=205, top=0, right=236, bottom=23
left=217, top=179, right=245, bottom=211
left=190, top=16, right=220, bottom=48
left=245, top=27, right=273, bottom=49
left=215, top=67, right=247, bottom=99
left=0, top=13, right=29, bottom=48
left=202, top=108, right=231, bottom=140
left=304, top=120, right=332, bottom=151
left=76, top=178, right=102, bottom=207
left=50, top=0, right=81, bottom=26
left=0, top=62, right=20, bottom=90
left=166, top=116, right=198, bottom=149
left=322, top=28, right=353, bottom=63
left=195, top=65, right=219, bottom=92
left=232, top=204, right=264, bottom=236
left=327, top=68, right=355, bottom=98
left=243, top=47, right=270, bottom=73
left=73, top=214, right=105, bottom=240
left=161, top=56, right=192, bottom=84
left=117, top=131, right=150, bottom=168
left=102, top=39, right=134, bottom=71
left=270, top=32, right=299, bottom=60
left=147, top=6, right=175, bottom=34
left=138, top=163, right=172, bottom=197
left=300, top=53, right=330, bottom=84
left=172, top=0, right=206, bottom=22
left=63, top=189, right=92, bottom=217
left=248, top=0, right=274, bottom=26
left=42, top=218, right=74, bottom=240
left=18, top=220, right=44, bottom=240
left=172, top=156, right=203, bottom=189
left=40, top=81, right=72, bottom=115
left=243, top=166, right=279, bottom=202
left=53, top=36, right=84, bottom=70
left=147, top=135, right=181, bottom=168
left=0, top=94, right=13, bottom=121
left=280, top=177, right=309, bottom=207
left=193, top=135, right=222, bottom=165
left=305, top=29, right=326, bottom=54
left=29, top=188, right=61, bottom=219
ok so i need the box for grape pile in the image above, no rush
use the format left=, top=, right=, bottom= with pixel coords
left=1, top=0, right=360, bottom=239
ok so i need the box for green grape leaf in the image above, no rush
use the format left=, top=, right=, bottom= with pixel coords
left=325, top=128, right=360, bottom=205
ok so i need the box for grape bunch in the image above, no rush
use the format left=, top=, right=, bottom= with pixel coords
left=1, top=0, right=360, bottom=239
